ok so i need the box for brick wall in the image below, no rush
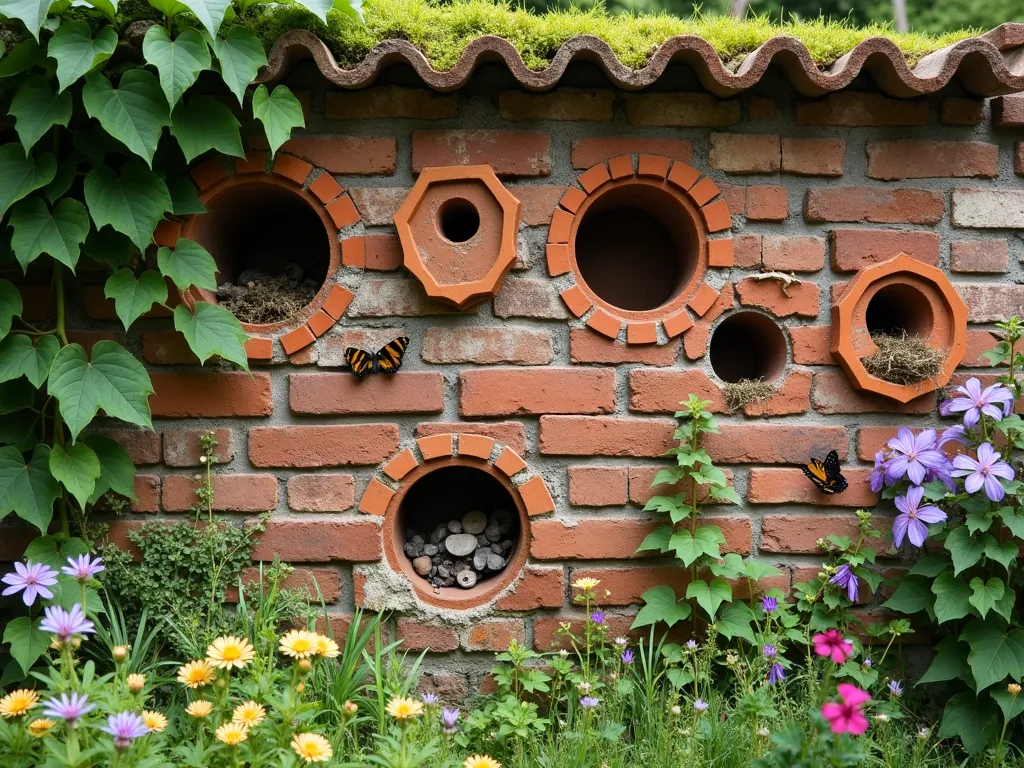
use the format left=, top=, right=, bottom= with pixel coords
left=15, top=66, right=1024, bottom=691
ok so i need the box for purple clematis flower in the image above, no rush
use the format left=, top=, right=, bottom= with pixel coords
left=42, top=692, right=96, bottom=727
left=763, top=644, right=777, bottom=658
left=2, top=561, right=58, bottom=606
left=100, top=712, right=149, bottom=749
left=761, top=595, right=778, bottom=613
left=829, top=564, right=859, bottom=602
left=61, top=554, right=104, bottom=582
left=870, top=451, right=891, bottom=492
left=892, top=486, right=947, bottom=548
left=888, top=679, right=903, bottom=697
left=767, top=663, right=786, bottom=685
left=579, top=696, right=601, bottom=709
left=886, top=428, right=948, bottom=486
left=621, top=649, right=634, bottom=664
left=940, top=377, right=1014, bottom=428
left=693, top=699, right=709, bottom=711
left=421, top=693, right=438, bottom=706
left=441, top=707, right=459, bottom=733
left=39, top=604, right=95, bottom=643
left=939, top=424, right=967, bottom=448
left=952, top=442, right=1015, bottom=502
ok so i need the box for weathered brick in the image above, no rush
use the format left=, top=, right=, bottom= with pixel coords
left=570, top=328, right=679, bottom=366
left=252, top=521, right=381, bottom=562
left=568, top=466, right=628, bottom=506
left=569, top=566, right=788, bottom=605
left=761, top=515, right=891, bottom=555
left=940, top=98, right=985, bottom=126
left=866, top=141, right=998, bottom=180
left=796, top=93, right=928, bottom=126
left=761, top=235, right=825, bottom=272
left=326, top=87, right=457, bottom=120
left=681, top=282, right=735, bottom=361
left=993, top=94, right=1024, bottom=128
left=141, top=330, right=198, bottom=365
left=626, top=93, right=740, bottom=127
left=350, top=279, right=467, bottom=317
left=805, top=187, right=944, bottom=224
left=571, top=137, right=693, bottom=168
left=811, top=369, right=935, bottom=414
left=494, top=277, right=568, bottom=319
left=628, top=369, right=724, bottom=413
left=496, top=566, right=565, bottom=610
left=512, top=186, right=567, bottom=226
left=101, top=429, right=161, bottom=466
left=460, top=368, right=615, bottom=416
left=463, top=619, right=526, bottom=652
left=748, top=468, right=878, bottom=507
left=735, top=277, right=818, bottom=318
left=422, top=327, right=552, bottom=365
left=396, top=619, right=459, bottom=652
left=702, top=425, right=848, bottom=464
left=952, top=189, right=1024, bottom=228
left=789, top=326, right=834, bottom=365
left=781, top=138, right=845, bottom=176
left=249, top=425, right=399, bottom=467
left=627, top=466, right=735, bottom=506
left=748, top=96, right=775, bottom=120
left=1017, top=143, right=1024, bottom=177
left=412, top=130, right=550, bottom=176
left=962, top=329, right=1002, bottom=367
left=279, top=136, right=397, bottom=175
left=531, top=518, right=750, bottom=560
left=746, top=185, right=789, bottom=221
left=416, top=422, right=527, bottom=457
left=539, top=416, right=675, bottom=457
left=163, top=428, right=233, bottom=467
left=417, top=672, right=469, bottom=702
left=499, top=89, right=613, bottom=121
left=744, top=371, right=813, bottom=417
left=150, top=373, right=272, bottom=417
left=950, top=239, right=1009, bottom=273
left=132, top=476, right=160, bottom=513
left=533, top=614, right=637, bottom=651
left=162, top=474, right=277, bottom=512
left=349, top=188, right=409, bottom=226
left=709, top=133, right=780, bottom=173
left=290, top=372, right=444, bottom=414
left=733, top=234, right=762, bottom=268
left=364, top=234, right=403, bottom=271
left=287, top=475, right=356, bottom=512
left=241, top=567, right=342, bottom=603
left=829, top=229, right=940, bottom=271
left=955, top=284, right=1024, bottom=322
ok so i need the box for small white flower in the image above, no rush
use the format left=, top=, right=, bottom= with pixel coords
left=670, top=705, right=681, bottom=716
left=559, top=719, right=567, bottom=727
left=199, top=455, right=207, bottom=464
left=613, top=636, right=628, bottom=647
left=678, top=728, right=691, bottom=736
left=873, top=714, right=889, bottom=723
left=578, top=681, right=591, bottom=693
left=917, top=728, right=930, bottom=740
left=757, top=727, right=770, bottom=738
left=558, top=649, right=569, bottom=658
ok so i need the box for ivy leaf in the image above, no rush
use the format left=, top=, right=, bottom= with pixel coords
left=686, top=578, right=731, bottom=620
left=939, top=691, right=1001, bottom=755
left=172, top=0, right=231, bottom=36
left=48, top=442, right=100, bottom=510
left=999, top=507, right=1024, bottom=539
left=47, top=341, right=154, bottom=442
left=157, top=238, right=218, bottom=292
left=147, top=0, right=191, bottom=17
left=918, top=636, right=971, bottom=686
left=882, top=576, right=932, bottom=615
left=0, top=334, right=59, bottom=388
left=83, top=162, right=172, bottom=250
left=142, top=26, right=210, bottom=108
left=0, top=144, right=56, bottom=218
left=47, top=21, right=117, bottom=92
left=0, top=280, right=23, bottom=340
left=0, top=38, right=46, bottom=78
left=0, top=444, right=60, bottom=532
left=907, top=554, right=948, bottom=578
left=669, top=530, right=701, bottom=567
left=984, top=539, right=1018, bottom=573
left=81, top=70, right=170, bottom=167
left=1, top=0, right=57, bottom=40
left=959, top=619, right=1024, bottom=692
left=968, top=577, right=1005, bottom=621
left=251, top=84, right=304, bottom=157
left=635, top=524, right=671, bottom=554
left=716, top=602, right=756, bottom=643
left=2, top=617, right=52, bottom=675
left=170, top=94, right=244, bottom=163
left=43, top=157, right=77, bottom=204
left=173, top=302, right=249, bottom=370
left=0, top=380, right=37, bottom=415
left=742, top=560, right=781, bottom=582
left=83, top=227, right=134, bottom=271
left=212, top=26, right=267, bottom=106
left=945, top=527, right=993, bottom=576
left=167, top=177, right=205, bottom=216
left=9, top=76, right=72, bottom=153
left=694, top=525, right=724, bottom=559
left=8, top=196, right=90, bottom=271
left=992, top=586, right=1015, bottom=623
left=22, top=535, right=89, bottom=570
left=931, top=571, right=973, bottom=624
left=84, top=434, right=136, bottom=502
left=631, top=585, right=691, bottom=629
left=991, top=685, right=1024, bottom=724
left=708, top=552, right=745, bottom=580
left=104, top=268, right=168, bottom=331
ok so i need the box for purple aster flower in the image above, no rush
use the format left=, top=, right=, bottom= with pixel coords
left=761, top=596, right=778, bottom=614
left=863, top=658, right=872, bottom=668
left=580, top=696, right=601, bottom=709
left=925, top=461, right=957, bottom=492
left=870, top=451, right=891, bottom=493
left=621, top=649, right=634, bottom=664
left=41, top=692, right=96, bottom=727
left=829, top=564, right=859, bottom=603
left=39, top=603, right=95, bottom=643
left=61, top=554, right=104, bottom=582
left=686, top=640, right=698, bottom=651
left=763, top=644, right=777, bottom=658
left=888, top=680, right=903, bottom=697
left=767, top=663, right=786, bottom=685
left=938, top=424, right=967, bottom=448
left=2, top=561, right=58, bottom=606
left=441, top=707, right=459, bottom=733
left=693, top=699, right=709, bottom=711
left=952, top=442, right=1015, bottom=502
left=590, top=611, right=605, bottom=625
left=893, top=486, right=948, bottom=548
left=100, top=711, right=149, bottom=749
left=941, top=378, right=1014, bottom=428
left=421, top=693, right=438, bottom=706
left=886, top=428, right=948, bottom=486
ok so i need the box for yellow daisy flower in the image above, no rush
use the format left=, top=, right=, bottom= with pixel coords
left=0, top=689, right=39, bottom=718
left=206, top=636, right=255, bottom=670
left=177, top=660, right=215, bottom=689
left=279, top=629, right=317, bottom=659
left=215, top=722, right=249, bottom=746
left=232, top=701, right=266, bottom=727
left=571, top=577, right=600, bottom=591
left=291, top=732, right=333, bottom=763
left=385, top=696, right=424, bottom=720
left=185, top=700, right=213, bottom=718
left=314, top=634, right=340, bottom=659
left=464, top=756, right=501, bottom=768
left=141, top=711, right=167, bottom=732
left=127, top=673, right=146, bottom=693
left=27, top=718, right=55, bottom=737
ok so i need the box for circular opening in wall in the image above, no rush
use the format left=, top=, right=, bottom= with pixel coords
left=437, top=198, right=480, bottom=243
left=574, top=184, right=700, bottom=312
left=710, top=311, right=788, bottom=384
left=865, top=284, right=934, bottom=338
left=190, top=180, right=332, bottom=326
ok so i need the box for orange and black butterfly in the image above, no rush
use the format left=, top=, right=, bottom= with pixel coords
left=344, top=337, right=409, bottom=379
left=801, top=450, right=848, bottom=494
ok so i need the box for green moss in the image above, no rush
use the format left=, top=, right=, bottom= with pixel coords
left=243, top=0, right=978, bottom=71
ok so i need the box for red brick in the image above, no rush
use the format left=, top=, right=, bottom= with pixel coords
left=734, top=234, right=762, bottom=268
left=326, top=87, right=457, bottom=120
left=683, top=283, right=736, bottom=361
left=396, top=619, right=459, bottom=652
left=748, top=468, right=879, bottom=507
left=350, top=279, right=465, bottom=318
left=796, top=93, right=928, bottom=126
left=519, top=476, right=555, bottom=517
left=499, top=89, right=613, bottom=121
left=412, top=130, right=550, bottom=176
left=571, top=138, right=693, bottom=169
left=781, top=138, right=845, bottom=176
left=760, top=515, right=891, bottom=555
left=585, top=308, right=622, bottom=338
left=829, top=229, right=940, bottom=271
left=626, top=93, right=739, bottom=127
left=533, top=614, right=637, bottom=651
left=132, top=476, right=160, bottom=513
left=455, top=433, right=492, bottom=461
left=244, top=337, right=274, bottom=361
left=308, top=172, right=343, bottom=204
left=956, top=284, right=1024, bottom=323
left=709, top=133, right=780, bottom=174
left=746, top=185, right=788, bottom=221
left=162, top=474, right=277, bottom=512
left=702, top=425, right=848, bottom=464
left=278, top=136, right=397, bottom=175
left=416, top=422, right=526, bottom=457
left=460, top=368, right=615, bottom=417
left=151, top=373, right=272, bottom=417
left=349, top=188, right=409, bottom=226
left=811, top=369, right=935, bottom=415
left=961, top=329, right=1002, bottom=367
left=626, top=466, right=734, bottom=506
left=141, top=330, right=198, bottom=365
left=993, top=95, right=1024, bottom=128
left=326, top=195, right=360, bottom=229
left=416, top=434, right=453, bottom=461
left=748, top=96, right=775, bottom=120
left=736, top=276, right=818, bottom=318
left=569, top=566, right=788, bottom=605
left=463, top=619, right=526, bottom=652
left=100, top=429, right=161, bottom=466
left=866, top=140, right=998, bottom=180
left=163, top=428, right=233, bottom=467
left=512, top=185, right=567, bottom=226
left=789, top=325, right=833, bottom=365
left=364, top=234, right=403, bottom=271
left=940, top=98, right=985, bottom=126
left=761, top=235, right=825, bottom=272
left=628, top=368, right=724, bottom=413
left=496, top=566, right=565, bottom=610
left=249, top=425, right=399, bottom=467
left=856, top=425, right=904, bottom=461
left=570, top=329, right=680, bottom=366
left=539, top=416, right=675, bottom=457
left=287, top=475, right=356, bottom=512
left=805, top=187, right=944, bottom=224
left=241, top=567, right=342, bottom=603
left=252, top=520, right=381, bottom=562
left=950, top=239, right=1009, bottom=273
left=494, top=447, right=527, bottom=478
left=422, top=327, right=552, bottom=365
left=290, top=372, right=444, bottom=414
left=417, top=672, right=469, bottom=702
left=568, top=466, right=628, bottom=506
left=531, top=518, right=750, bottom=560
left=273, top=153, right=313, bottom=185
left=743, top=371, right=812, bottom=417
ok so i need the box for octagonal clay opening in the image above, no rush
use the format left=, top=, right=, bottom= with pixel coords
left=865, top=284, right=934, bottom=338
left=709, top=311, right=788, bottom=383
left=438, top=198, right=481, bottom=243
left=574, top=183, right=701, bottom=313
left=384, top=459, right=529, bottom=609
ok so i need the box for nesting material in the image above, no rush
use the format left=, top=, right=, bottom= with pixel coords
left=403, top=509, right=516, bottom=590
left=218, top=267, right=318, bottom=324
left=723, top=379, right=776, bottom=412
left=862, top=332, right=943, bottom=385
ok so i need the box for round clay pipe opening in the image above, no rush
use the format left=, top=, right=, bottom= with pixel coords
left=573, top=183, right=700, bottom=312
left=709, top=311, right=788, bottom=383
left=436, top=197, right=481, bottom=243
left=865, top=283, right=934, bottom=338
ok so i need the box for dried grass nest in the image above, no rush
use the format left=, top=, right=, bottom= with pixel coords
left=723, top=379, right=777, bottom=412
left=861, top=332, right=943, bottom=385
left=218, top=274, right=318, bottom=325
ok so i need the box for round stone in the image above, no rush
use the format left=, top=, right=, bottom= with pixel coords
left=486, top=552, right=506, bottom=571
left=444, top=533, right=478, bottom=557
left=447, top=520, right=463, bottom=534
left=412, top=556, right=432, bottom=576
left=456, top=569, right=478, bottom=588
left=473, top=548, right=490, bottom=571
left=462, top=510, right=487, bottom=535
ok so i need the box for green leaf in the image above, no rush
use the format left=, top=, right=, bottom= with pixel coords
left=1, top=0, right=56, bottom=40
left=716, top=602, right=756, bottom=643
left=0, top=144, right=56, bottom=218
left=907, top=554, right=948, bottom=578
left=0, top=412, right=36, bottom=451
left=83, top=226, right=134, bottom=271
left=0, top=445, right=59, bottom=531
left=0, top=280, right=23, bottom=340
left=0, top=380, right=36, bottom=415
left=81, top=70, right=170, bottom=167
left=686, top=577, right=731, bottom=620
left=635, top=524, right=672, bottom=554
left=932, top=571, right=973, bottom=624
left=83, top=162, right=172, bottom=250
left=84, top=434, right=136, bottom=502
left=918, top=637, right=971, bottom=686
left=2, top=617, right=51, bottom=674
left=9, top=76, right=72, bottom=153
left=43, top=157, right=77, bottom=204
left=959, top=619, right=1024, bottom=692
left=47, top=341, right=154, bottom=442
left=47, top=21, right=117, bottom=92
left=49, top=442, right=100, bottom=510
left=969, top=577, right=1005, bottom=621
left=991, top=685, right=1024, bottom=724
left=104, top=269, right=167, bottom=331
left=8, top=196, right=90, bottom=271
left=0, top=334, right=59, bottom=388
left=1000, top=507, right=1024, bottom=539
left=167, top=176, right=206, bottom=215
left=945, top=527, right=993, bottom=576
left=173, top=302, right=249, bottom=370
left=173, top=0, right=231, bottom=35
left=0, top=38, right=46, bottom=78
left=708, top=552, right=745, bottom=579
left=22, top=535, right=89, bottom=570
left=212, top=26, right=267, bottom=106
left=991, top=587, right=1015, bottom=623
left=669, top=529, right=701, bottom=567
left=170, top=94, right=244, bottom=163
left=939, top=691, right=1001, bottom=754
left=147, top=0, right=191, bottom=17
left=882, top=576, right=932, bottom=615
left=631, top=585, right=691, bottom=629
left=142, top=26, right=210, bottom=108
left=157, top=238, right=218, bottom=292
left=985, top=539, right=1018, bottom=572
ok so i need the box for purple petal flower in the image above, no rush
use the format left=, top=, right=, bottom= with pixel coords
left=761, top=596, right=778, bottom=614
left=767, top=663, right=786, bottom=685
left=441, top=707, right=459, bottom=733
left=762, top=644, right=777, bottom=659
left=61, top=554, right=104, bottom=582
left=41, top=692, right=95, bottom=726
left=2, top=561, right=58, bottom=606
left=942, top=378, right=1014, bottom=429
left=621, top=649, right=634, bottom=664
left=888, top=680, right=903, bottom=697
left=938, top=425, right=967, bottom=448
left=829, top=564, right=859, bottom=602
left=952, top=443, right=1015, bottom=502
left=579, top=696, right=601, bottom=709
left=100, top=711, right=149, bottom=749
left=421, top=693, right=438, bottom=706
left=686, top=640, right=698, bottom=651
left=893, top=486, right=948, bottom=548
left=590, top=611, right=605, bottom=625
left=693, top=699, right=709, bottom=711
left=886, top=428, right=949, bottom=486
left=39, top=604, right=95, bottom=643
left=863, top=658, right=872, bottom=669
left=870, top=451, right=890, bottom=493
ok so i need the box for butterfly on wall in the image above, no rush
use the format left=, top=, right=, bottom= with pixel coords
left=801, top=450, right=848, bottom=494
left=344, top=337, right=410, bottom=379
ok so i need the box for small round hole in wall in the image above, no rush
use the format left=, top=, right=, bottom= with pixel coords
left=710, top=311, right=787, bottom=383
left=574, top=184, right=700, bottom=312
left=437, top=198, right=481, bottom=243
left=865, top=284, right=934, bottom=338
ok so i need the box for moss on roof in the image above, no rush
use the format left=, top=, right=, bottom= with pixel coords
left=245, top=0, right=978, bottom=71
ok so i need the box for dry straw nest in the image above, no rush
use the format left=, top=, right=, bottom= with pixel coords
left=861, top=332, right=943, bottom=385
left=723, top=379, right=776, bottom=412
left=219, top=275, right=317, bottom=325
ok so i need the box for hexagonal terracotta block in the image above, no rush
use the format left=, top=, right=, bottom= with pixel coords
left=831, top=252, right=968, bottom=403
left=395, top=166, right=522, bottom=309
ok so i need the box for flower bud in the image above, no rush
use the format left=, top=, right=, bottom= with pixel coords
left=298, top=658, right=312, bottom=672
left=1010, top=682, right=1022, bottom=697
left=112, top=645, right=129, bottom=663
left=127, top=673, right=146, bottom=693
left=343, top=701, right=358, bottom=716
left=296, top=682, right=305, bottom=693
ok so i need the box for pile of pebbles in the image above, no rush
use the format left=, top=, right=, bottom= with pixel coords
left=403, top=509, right=516, bottom=589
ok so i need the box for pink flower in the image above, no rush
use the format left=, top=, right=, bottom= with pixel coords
left=821, top=683, right=871, bottom=735
left=812, top=629, right=853, bottom=664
